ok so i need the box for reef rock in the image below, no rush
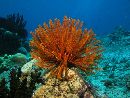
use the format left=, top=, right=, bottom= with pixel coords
left=32, top=68, right=94, bottom=98
left=10, top=53, right=28, bottom=65
left=0, top=53, right=27, bottom=71
left=86, top=27, right=130, bottom=98
left=20, top=59, right=37, bottom=87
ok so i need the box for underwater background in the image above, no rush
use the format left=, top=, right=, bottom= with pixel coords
left=0, top=0, right=130, bottom=98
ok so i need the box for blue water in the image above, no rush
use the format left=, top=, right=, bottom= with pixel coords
left=0, top=0, right=130, bottom=98
left=0, top=0, right=130, bottom=38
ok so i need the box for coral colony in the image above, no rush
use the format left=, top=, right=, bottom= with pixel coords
left=0, top=15, right=129, bottom=98
left=0, top=13, right=28, bottom=55
left=30, top=16, right=102, bottom=80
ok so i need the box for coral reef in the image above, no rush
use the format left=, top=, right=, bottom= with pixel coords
left=0, top=53, right=28, bottom=74
left=0, top=78, right=9, bottom=97
left=0, top=28, right=20, bottom=55
left=0, top=53, right=45, bottom=98
left=0, top=13, right=27, bottom=39
left=0, top=13, right=29, bottom=55
left=87, top=26, right=130, bottom=98
left=30, top=16, right=102, bottom=80
left=0, top=14, right=129, bottom=98
left=0, top=68, right=41, bottom=98
left=32, top=68, right=94, bottom=98
left=20, top=59, right=38, bottom=87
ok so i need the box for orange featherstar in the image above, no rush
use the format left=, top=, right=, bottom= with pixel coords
left=30, top=16, right=102, bottom=80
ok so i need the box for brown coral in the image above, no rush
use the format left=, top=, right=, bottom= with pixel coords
left=30, top=16, right=102, bottom=80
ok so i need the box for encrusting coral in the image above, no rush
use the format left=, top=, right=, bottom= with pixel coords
left=32, top=68, right=94, bottom=98
left=30, top=16, right=102, bottom=80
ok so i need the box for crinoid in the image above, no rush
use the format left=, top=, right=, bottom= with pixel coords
left=30, top=16, right=102, bottom=80
left=0, top=13, right=27, bottom=39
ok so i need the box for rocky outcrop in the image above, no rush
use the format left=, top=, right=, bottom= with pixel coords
left=87, top=27, right=130, bottom=98
left=32, top=68, right=94, bottom=98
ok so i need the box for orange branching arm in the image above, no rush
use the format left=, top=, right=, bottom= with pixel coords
left=30, top=16, right=102, bottom=80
